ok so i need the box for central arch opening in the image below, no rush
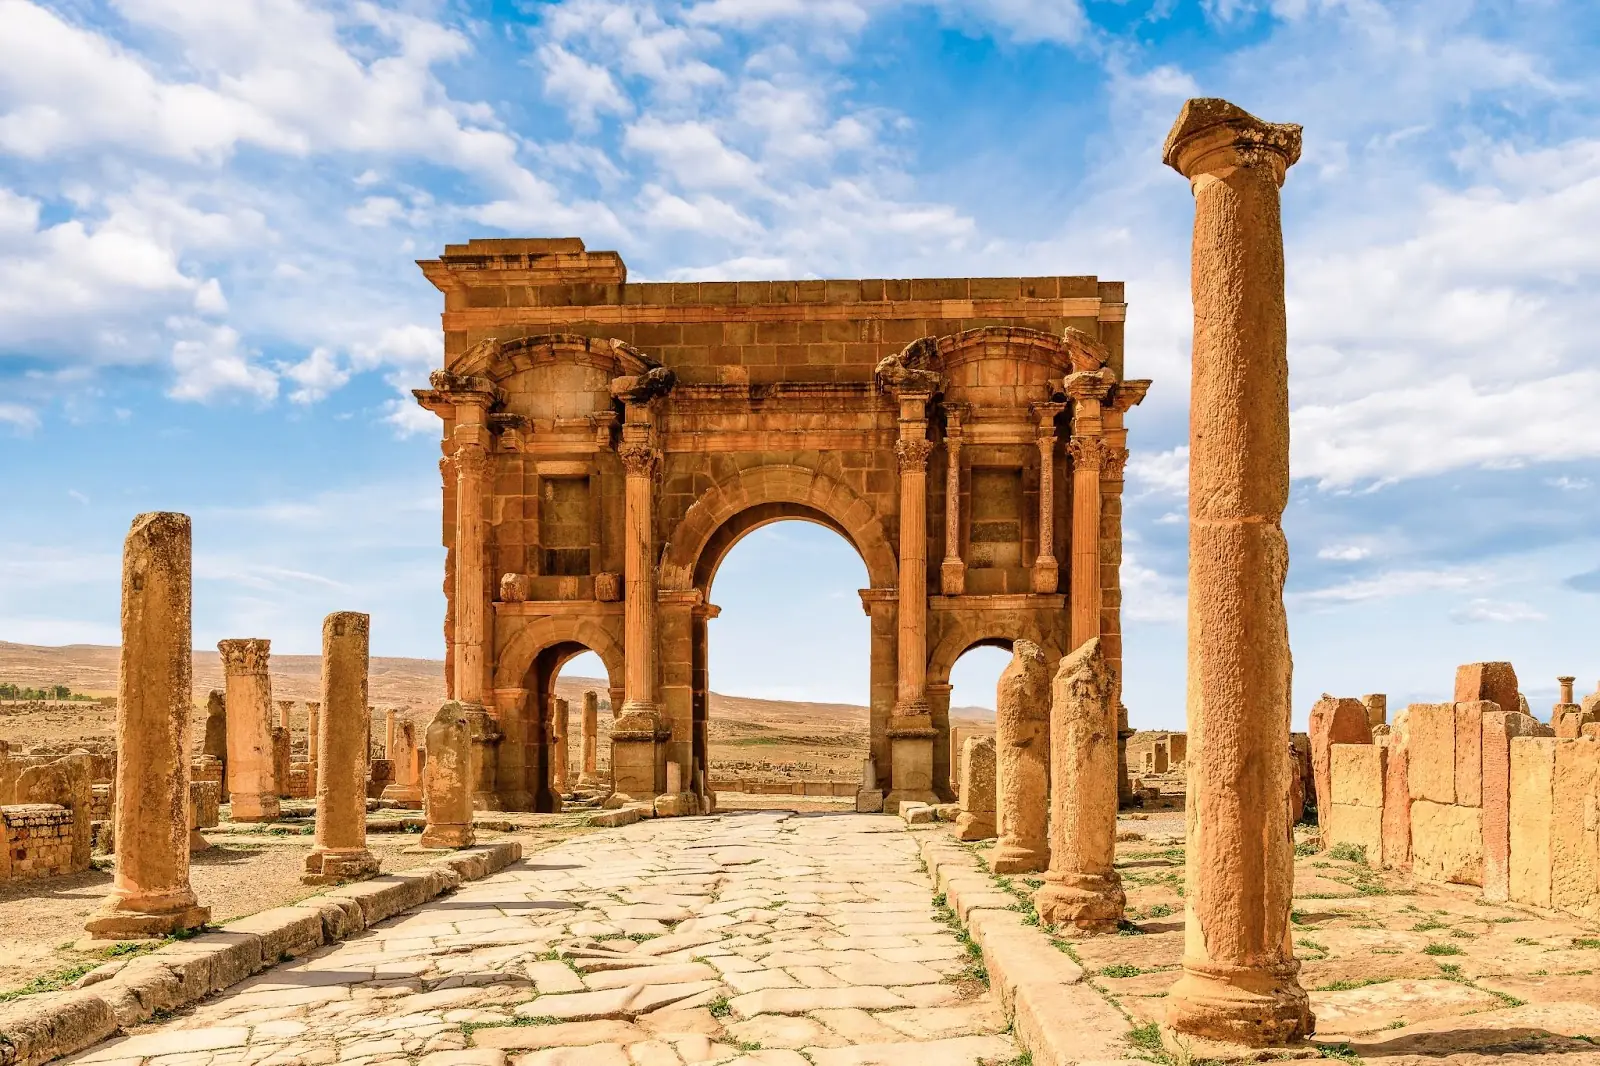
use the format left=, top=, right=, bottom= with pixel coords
left=701, top=517, right=870, bottom=809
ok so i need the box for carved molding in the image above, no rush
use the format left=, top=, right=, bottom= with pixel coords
left=1068, top=435, right=1112, bottom=472
left=618, top=442, right=662, bottom=478
left=1101, top=446, right=1130, bottom=480
left=218, top=638, right=271, bottom=676
left=896, top=437, right=934, bottom=471
left=453, top=443, right=490, bottom=479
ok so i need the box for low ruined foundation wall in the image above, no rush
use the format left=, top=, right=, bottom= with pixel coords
left=711, top=777, right=858, bottom=797
left=0, top=804, right=78, bottom=881
left=1324, top=695, right=1600, bottom=919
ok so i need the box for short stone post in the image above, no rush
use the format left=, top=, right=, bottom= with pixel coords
left=303, top=612, right=380, bottom=884
left=85, top=513, right=210, bottom=939
left=382, top=718, right=423, bottom=807
left=553, top=697, right=571, bottom=794
left=219, top=637, right=279, bottom=822
left=953, top=736, right=996, bottom=841
left=422, top=702, right=475, bottom=849
left=277, top=699, right=294, bottom=731
left=1162, top=97, right=1312, bottom=1047
left=203, top=689, right=227, bottom=800
left=1034, top=638, right=1123, bottom=934
left=578, top=690, right=601, bottom=787
left=994, top=640, right=1050, bottom=873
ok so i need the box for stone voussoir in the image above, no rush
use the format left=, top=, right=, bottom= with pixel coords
left=0, top=841, right=522, bottom=1066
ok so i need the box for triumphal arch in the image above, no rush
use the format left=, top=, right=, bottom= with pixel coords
left=414, top=238, right=1148, bottom=814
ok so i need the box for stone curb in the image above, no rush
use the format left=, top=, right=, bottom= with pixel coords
left=917, top=832, right=1144, bottom=1066
left=0, top=841, right=523, bottom=1066
left=585, top=806, right=649, bottom=828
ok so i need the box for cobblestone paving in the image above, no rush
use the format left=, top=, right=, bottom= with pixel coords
left=68, top=812, right=1019, bottom=1066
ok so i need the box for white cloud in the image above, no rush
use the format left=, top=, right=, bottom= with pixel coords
left=283, top=346, right=350, bottom=404
left=624, top=117, right=764, bottom=190
left=0, top=403, right=41, bottom=434
left=539, top=43, right=632, bottom=129
left=1294, top=566, right=1488, bottom=606
left=1317, top=544, right=1371, bottom=562
left=193, top=277, right=228, bottom=314
left=1127, top=446, right=1189, bottom=497
left=1121, top=550, right=1185, bottom=623
left=1451, top=599, right=1547, bottom=624
left=167, top=324, right=278, bottom=402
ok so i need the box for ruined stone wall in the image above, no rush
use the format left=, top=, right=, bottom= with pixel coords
left=0, top=804, right=77, bottom=881
left=1322, top=664, right=1600, bottom=919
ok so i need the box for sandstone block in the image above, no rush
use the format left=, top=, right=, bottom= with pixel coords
left=1409, top=799, right=1483, bottom=886
left=1550, top=738, right=1599, bottom=916
left=953, top=735, right=996, bottom=841
left=1454, top=662, right=1519, bottom=720
left=1482, top=710, right=1539, bottom=902
left=0, top=989, right=119, bottom=1066
left=1509, top=736, right=1556, bottom=908
left=1325, top=804, right=1383, bottom=862
left=1406, top=703, right=1457, bottom=805
left=1454, top=700, right=1489, bottom=808
left=1309, top=695, right=1372, bottom=821
left=223, top=907, right=326, bottom=963
left=1329, top=743, right=1383, bottom=809
left=1380, top=715, right=1412, bottom=870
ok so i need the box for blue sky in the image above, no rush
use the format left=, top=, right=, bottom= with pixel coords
left=2, top=0, right=1598, bottom=729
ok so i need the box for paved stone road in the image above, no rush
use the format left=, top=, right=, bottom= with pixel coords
left=70, top=812, right=1020, bottom=1066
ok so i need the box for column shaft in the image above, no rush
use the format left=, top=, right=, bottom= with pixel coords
left=453, top=442, right=489, bottom=706
left=220, top=638, right=278, bottom=822
left=1163, top=96, right=1310, bottom=1048
left=86, top=512, right=208, bottom=938
left=940, top=430, right=964, bottom=595
left=619, top=443, right=659, bottom=716
left=304, top=611, right=380, bottom=884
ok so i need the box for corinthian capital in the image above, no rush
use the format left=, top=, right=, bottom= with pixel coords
left=453, top=442, right=489, bottom=479
left=1163, top=98, right=1302, bottom=185
left=896, top=437, right=934, bottom=471
left=1102, top=446, right=1129, bottom=480
left=618, top=442, right=661, bottom=478
left=218, top=637, right=271, bottom=676
left=1068, top=436, right=1111, bottom=472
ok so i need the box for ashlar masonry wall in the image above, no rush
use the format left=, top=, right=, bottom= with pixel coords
left=1322, top=662, right=1600, bottom=920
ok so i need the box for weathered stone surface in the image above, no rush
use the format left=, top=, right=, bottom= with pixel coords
left=952, top=737, right=995, bottom=842
left=1453, top=662, right=1519, bottom=722
left=85, top=512, right=209, bottom=940
left=1161, top=96, right=1311, bottom=1048
left=1481, top=709, right=1539, bottom=902
left=423, top=702, right=476, bottom=849
left=1410, top=799, right=1483, bottom=886
left=1509, top=735, right=1557, bottom=907
left=1406, top=703, right=1458, bottom=806
left=1034, top=638, right=1122, bottom=935
left=992, top=641, right=1049, bottom=873
left=1310, top=696, right=1372, bottom=822
left=303, top=611, right=380, bottom=885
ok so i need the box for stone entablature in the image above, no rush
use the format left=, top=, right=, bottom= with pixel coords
left=415, top=238, right=1149, bottom=815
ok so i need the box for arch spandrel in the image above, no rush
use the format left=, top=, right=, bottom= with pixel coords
left=659, top=464, right=897, bottom=593
left=927, top=621, right=1063, bottom=688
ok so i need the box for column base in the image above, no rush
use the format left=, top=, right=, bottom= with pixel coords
left=229, top=794, right=280, bottom=823
left=992, top=839, right=1050, bottom=873
left=940, top=559, right=965, bottom=596
left=1031, top=557, right=1059, bottom=594
left=302, top=847, right=381, bottom=885
left=652, top=791, right=700, bottom=817
left=1164, top=958, right=1314, bottom=1049
left=887, top=714, right=936, bottom=814
left=1034, top=869, right=1125, bottom=935
left=420, top=824, right=475, bottom=850
left=381, top=784, right=424, bottom=809
left=84, top=894, right=210, bottom=940
left=953, top=812, right=996, bottom=841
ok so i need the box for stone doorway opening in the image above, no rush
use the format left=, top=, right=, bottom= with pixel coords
left=696, top=518, right=871, bottom=806
left=517, top=640, right=619, bottom=813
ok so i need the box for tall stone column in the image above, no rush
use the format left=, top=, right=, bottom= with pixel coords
left=1162, top=97, right=1311, bottom=1048
left=86, top=513, right=209, bottom=939
left=454, top=428, right=489, bottom=701
left=579, top=690, right=601, bottom=787
left=277, top=699, right=293, bottom=731
left=940, top=412, right=965, bottom=596
left=1066, top=373, right=1113, bottom=651
left=304, top=612, right=380, bottom=884
left=1031, top=404, right=1064, bottom=594
left=203, top=689, right=228, bottom=801
left=552, top=697, right=571, bottom=794
left=613, top=435, right=665, bottom=801
left=1034, top=638, right=1123, bottom=934
left=887, top=391, right=938, bottom=810
left=219, top=637, right=279, bottom=822
left=384, top=707, right=398, bottom=760
left=306, top=700, right=321, bottom=787
left=1103, top=381, right=1148, bottom=805
left=994, top=641, right=1051, bottom=874
left=422, top=702, right=475, bottom=849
